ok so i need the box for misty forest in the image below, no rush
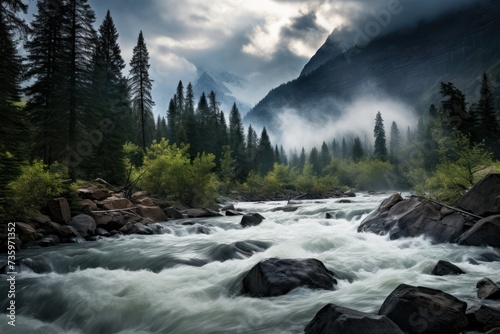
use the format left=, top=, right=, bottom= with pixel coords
left=1, top=1, right=500, bottom=334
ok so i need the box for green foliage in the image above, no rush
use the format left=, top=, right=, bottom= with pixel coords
left=7, top=161, right=64, bottom=218
left=139, top=139, right=218, bottom=207
left=218, top=145, right=236, bottom=194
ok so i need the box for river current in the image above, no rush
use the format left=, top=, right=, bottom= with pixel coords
left=1, top=193, right=499, bottom=333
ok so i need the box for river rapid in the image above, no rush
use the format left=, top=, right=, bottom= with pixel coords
left=1, top=193, right=499, bottom=334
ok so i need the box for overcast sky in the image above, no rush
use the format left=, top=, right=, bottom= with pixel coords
left=25, top=0, right=483, bottom=116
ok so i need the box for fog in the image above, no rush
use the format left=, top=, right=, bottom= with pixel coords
left=269, top=93, right=417, bottom=151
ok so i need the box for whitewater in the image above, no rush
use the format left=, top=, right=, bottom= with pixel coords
left=1, top=193, right=499, bottom=333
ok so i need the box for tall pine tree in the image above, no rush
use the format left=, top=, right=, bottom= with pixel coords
left=373, top=111, right=388, bottom=161
left=129, top=31, right=155, bottom=150
left=389, top=121, right=401, bottom=166
left=228, top=103, right=246, bottom=180
left=477, top=73, right=500, bottom=158
left=256, top=127, right=274, bottom=175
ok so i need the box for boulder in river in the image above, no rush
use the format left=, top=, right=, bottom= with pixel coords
left=242, top=258, right=337, bottom=297
left=16, top=222, right=38, bottom=243
left=136, top=204, right=168, bottom=222
left=305, top=304, right=404, bottom=334
left=270, top=205, right=299, bottom=212
left=47, top=197, right=71, bottom=224
left=466, top=304, right=500, bottom=332
left=163, top=207, right=184, bottom=219
left=240, top=213, right=266, bottom=227
left=379, top=284, right=469, bottom=334
left=70, top=214, right=96, bottom=237
left=456, top=173, right=500, bottom=217
left=458, top=215, right=500, bottom=248
left=476, top=278, right=500, bottom=300
left=358, top=194, right=475, bottom=243
left=431, top=260, right=465, bottom=276
left=182, top=208, right=222, bottom=218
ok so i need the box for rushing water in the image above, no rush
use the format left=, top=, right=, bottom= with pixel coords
left=1, top=193, right=500, bottom=334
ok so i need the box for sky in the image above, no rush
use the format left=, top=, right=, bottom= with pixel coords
left=24, top=0, right=484, bottom=118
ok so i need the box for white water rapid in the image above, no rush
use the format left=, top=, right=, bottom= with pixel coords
left=1, top=193, right=499, bottom=333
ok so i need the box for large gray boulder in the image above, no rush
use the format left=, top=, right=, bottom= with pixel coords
left=379, top=284, right=468, bottom=334
left=242, top=258, right=337, bottom=297
left=476, top=278, right=500, bottom=300
left=47, top=197, right=71, bottom=224
left=240, top=213, right=266, bottom=228
left=70, top=214, right=96, bottom=237
left=456, top=173, right=500, bottom=217
left=358, top=194, right=475, bottom=243
left=305, top=304, right=404, bottom=334
left=431, top=260, right=465, bottom=276
left=182, top=208, right=222, bottom=218
left=458, top=215, right=500, bottom=248
left=466, top=305, right=500, bottom=332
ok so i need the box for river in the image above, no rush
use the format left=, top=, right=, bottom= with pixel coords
left=1, top=193, right=499, bottom=333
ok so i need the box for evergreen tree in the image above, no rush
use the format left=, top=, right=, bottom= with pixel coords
left=309, top=147, right=321, bottom=175
left=298, top=147, right=306, bottom=172
left=440, top=82, right=475, bottom=138
left=477, top=73, right=500, bottom=158
left=331, top=139, right=338, bottom=158
left=341, top=137, right=347, bottom=159
left=217, top=111, right=228, bottom=151
left=246, top=125, right=258, bottom=172
left=129, top=31, right=154, bottom=150
left=389, top=121, right=401, bottom=166
left=352, top=137, right=364, bottom=162
left=182, top=82, right=197, bottom=157
left=228, top=103, right=246, bottom=180
left=320, top=141, right=330, bottom=172
left=373, top=111, right=388, bottom=161
left=166, top=98, right=178, bottom=144
left=274, top=145, right=280, bottom=163
left=175, top=80, right=184, bottom=112
left=279, top=145, right=288, bottom=165
left=256, top=127, right=274, bottom=175
left=0, top=0, right=29, bottom=212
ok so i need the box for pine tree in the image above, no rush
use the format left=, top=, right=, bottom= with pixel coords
left=477, top=72, right=500, bottom=158
left=166, top=98, right=178, bottom=144
left=256, top=127, right=274, bottom=175
left=175, top=80, right=184, bottom=113
left=320, top=141, right=330, bottom=172
left=352, top=137, right=364, bottom=162
left=64, top=0, right=97, bottom=179
left=341, top=137, right=347, bottom=159
left=298, top=147, right=306, bottom=172
left=182, top=82, right=197, bottom=157
left=0, top=0, right=29, bottom=211
left=373, top=111, right=388, bottom=161
left=279, top=145, right=288, bottom=165
left=309, top=147, right=321, bottom=175
left=129, top=31, right=154, bottom=150
left=217, top=111, right=228, bottom=155
left=228, top=103, right=246, bottom=180
left=389, top=121, right=401, bottom=166
left=246, top=125, right=258, bottom=172
left=274, top=145, right=280, bottom=163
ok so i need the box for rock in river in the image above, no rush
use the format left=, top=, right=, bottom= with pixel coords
left=242, top=258, right=337, bottom=297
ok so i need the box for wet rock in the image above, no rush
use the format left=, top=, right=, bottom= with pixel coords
left=241, top=213, right=266, bottom=228
left=242, top=258, right=337, bottom=297
left=458, top=215, right=500, bottom=248
left=95, top=212, right=126, bottom=231
left=337, top=199, right=352, bottom=204
left=16, top=222, right=38, bottom=243
left=57, top=225, right=80, bottom=239
left=163, top=207, right=183, bottom=219
left=70, top=214, right=96, bottom=237
left=195, top=226, right=211, bottom=235
left=477, top=278, right=500, bottom=300
left=431, top=260, right=465, bottom=276
left=344, top=191, right=356, bottom=197
left=47, top=197, right=71, bottom=224
left=77, top=198, right=97, bottom=211
left=210, top=240, right=271, bottom=262
left=40, top=235, right=60, bottom=247
left=358, top=194, right=475, bottom=243
left=466, top=305, right=500, bottom=332
left=270, top=205, right=299, bottom=212
left=225, top=209, right=243, bottom=216
left=100, top=196, right=134, bottom=210
left=456, top=173, right=500, bottom=217
left=69, top=236, right=86, bottom=243
left=182, top=208, right=222, bottom=218
left=137, top=204, right=168, bottom=222
left=379, top=284, right=468, bottom=334
left=39, top=221, right=62, bottom=236
left=325, top=212, right=335, bottom=219
left=221, top=203, right=235, bottom=211
left=95, top=228, right=110, bottom=237
left=77, top=186, right=110, bottom=201
left=305, top=304, right=404, bottom=334
left=120, top=222, right=154, bottom=235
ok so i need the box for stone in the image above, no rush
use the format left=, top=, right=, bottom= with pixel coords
left=225, top=210, right=243, bottom=216
left=100, top=197, right=134, bottom=210
left=431, top=260, right=465, bottom=276
left=337, top=199, right=352, bottom=203
left=477, top=278, right=500, bottom=300
left=458, top=215, right=500, bottom=248
left=137, top=196, right=155, bottom=206
left=163, top=207, right=184, bottom=219
left=305, top=304, right=404, bottom=334
left=40, top=235, right=60, bottom=247
left=32, top=214, right=51, bottom=224
left=221, top=203, right=235, bottom=211
left=325, top=212, right=335, bottom=219
left=77, top=199, right=97, bottom=211
left=70, top=214, right=96, bottom=237
left=182, top=208, right=222, bottom=218
left=241, top=213, right=266, bottom=228
left=466, top=305, right=500, bottom=332
left=270, top=205, right=299, bottom=212
left=358, top=195, right=475, bottom=243
left=131, top=190, right=149, bottom=201
left=57, top=225, right=80, bottom=238
left=136, top=204, right=168, bottom=222
left=94, top=212, right=126, bottom=231
left=379, top=284, right=468, bottom=334
left=95, top=228, right=110, bottom=237
left=456, top=173, right=500, bottom=217
left=47, top=197, right=71, bottom=224
left=69, top=236, right=86, bottom=243
left=77, top=186, right=110, bottom=201
left=15, top=222, right=38, bottom=243
left=344, top=191, right=356, bottom=197
left=120, top=222, right=154, bottom=235
left=242, top=258, right=337, bottom=297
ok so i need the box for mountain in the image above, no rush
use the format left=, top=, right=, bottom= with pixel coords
left=245, top=0, right=500, bottom=131
left=193, top=68, right=251, bottom=115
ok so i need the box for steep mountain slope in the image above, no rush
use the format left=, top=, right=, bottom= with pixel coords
left=194, top=69, right=251, bottom=115
left=245, top=1, right=500, bottom=130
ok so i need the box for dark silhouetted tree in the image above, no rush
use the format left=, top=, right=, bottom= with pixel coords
left=309, top=147, right=321, bottom=175
left=130, top=31, right=155, bottom=150
left=352, top=137, right=364, bottom=162
left=373, top=111, right=388, bottom=161
left=477, top=73, right=500, bottom=158
left=389, top=121, right=401, bottom=166
left=256, top=127, right=274, bottom=175
left=229, top=103, right=246, bottom=180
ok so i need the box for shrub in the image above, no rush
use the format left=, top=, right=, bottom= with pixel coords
left=8, top=160, right=64, bottom=218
